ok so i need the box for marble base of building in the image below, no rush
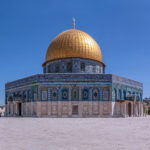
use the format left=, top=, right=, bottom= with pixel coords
left=6, top=101, right=145, bottom=118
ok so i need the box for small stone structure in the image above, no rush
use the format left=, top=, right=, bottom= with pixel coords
left=0, top=106, right=5, bottom=117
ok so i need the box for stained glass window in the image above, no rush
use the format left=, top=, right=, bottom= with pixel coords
left=80, top=62, right=85, bottom=71
left=72, top=88, right=78, bottom=100
left=93, top=88, right=99, bottom=100
left=83, top=89, right=89, bottom=100
left=48, top=65, right=51, bottom=73
left=52, top=88, right=57, bottom=100
left=55, top=65, right=59, bottom=73
left=62, top=88, right=68, bottom=100
left=67, top=62, right=72, bottom=72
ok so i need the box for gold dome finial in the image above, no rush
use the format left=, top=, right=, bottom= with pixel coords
left=73, top=18, right=75, bottom=29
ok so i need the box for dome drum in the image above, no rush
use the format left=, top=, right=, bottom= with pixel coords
left=43, top=58, right=105, bottom=74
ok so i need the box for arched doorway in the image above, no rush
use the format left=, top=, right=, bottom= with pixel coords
left=17, top=102, right=22, bottom=116
left=72, top=105, right=78, bottom=115
left=128, top=103, right=131, bottom=117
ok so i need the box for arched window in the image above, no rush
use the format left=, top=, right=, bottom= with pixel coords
left=92, top=65, right=96, bottom=73
left=99, top=66, right=103, bottom=73
left=48, top=65, right=51, bottom=73
left=123, top=90, right=126, bottom=100
left=140, top=93, right=142, bottom=101
left=132, top=92, right=135, bottom=101
left=72, top=88, right=78, bottom=100
left=52, top=88, right=57, bottom=100
left=67, top=62, right=72, bottom=72
left=82, top=88, right=89, bottom=100
left=22, top=91, right=26, bottom=102
left=113, top=88, right=117, bottom=101
left=127, top=91, right=132, bottom=100
left=93, top=88, right=99, bottom=100
left=62, top=88, right=69, bottom=100
left=80, top=63, right=85, bottom=71
left=55, top=65, right=59, bottom=73
left=118, top=89, right=122, bottom=100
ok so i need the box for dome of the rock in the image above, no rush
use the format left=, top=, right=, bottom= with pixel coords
left=43, top=29, right=104, bottom=66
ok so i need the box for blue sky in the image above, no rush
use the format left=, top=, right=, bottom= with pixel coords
left=0, top=0, right=150, bottom=105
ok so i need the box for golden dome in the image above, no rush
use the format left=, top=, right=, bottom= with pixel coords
left=43, top=29, right=105, bottom=66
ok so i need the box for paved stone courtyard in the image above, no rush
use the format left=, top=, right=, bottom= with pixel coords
left=0, top=117, right=150, bottom=150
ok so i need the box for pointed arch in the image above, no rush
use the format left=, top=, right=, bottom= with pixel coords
left=113, top=88, right=117, bottom=101
left=72, top=88, right=78, bottom=100
left=118, top=89, right=122, bottom=100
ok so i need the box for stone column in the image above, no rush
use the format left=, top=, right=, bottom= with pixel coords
left=38, top=86, right=41, bottom=101
left=78, top=101, right=83, bottom=117
left=58, top=101, right=62, bottom=117
left=11, top=102, right=13, bottom=116
left=48, top=101, right=51, bottom=116
left=123, top=102, right=126, bottom=117
left=138, top=102, right=140, bottom=117
left=68, top=101, right=72, bottom=117
left=31, top=102, right=33, bottom=116
left=36, top=101, right=41, bottom=117
left=57, top=87, right=61, bottom=117
left=111, top=101, right=115, bottom=116
left=15, top=102, right=17, bottom=116
left=22, top=103, right=24, bottom=116
left=141, top=103, right=143, bottom=116
left=78, top=87, right=82, bottom=117
left=68, top=87, right=72, bottom=117
left=131, top=102, right=133, bottom=117
left=26, top=102, right=28, bottom=116
left=135, top=103, right=138, bottom=117
left=99, top=102, right=103, bottom=116
left=120, top=102, right=123, bottom=116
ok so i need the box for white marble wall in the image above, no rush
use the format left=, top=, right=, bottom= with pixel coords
left=6, top=101, right=145, bottom=117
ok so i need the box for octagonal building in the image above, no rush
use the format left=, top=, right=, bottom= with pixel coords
left=5, top=24, right=145, bottom=117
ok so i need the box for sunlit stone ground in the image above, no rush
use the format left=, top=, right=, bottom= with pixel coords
left=0, top=116, right=150, bottom=150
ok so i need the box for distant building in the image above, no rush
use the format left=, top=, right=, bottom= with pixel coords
left=143, top=98, right=150, bottom=103
left=5, top=22, right=145, bottom=117
left=0, top=106, right=5, bottom=117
